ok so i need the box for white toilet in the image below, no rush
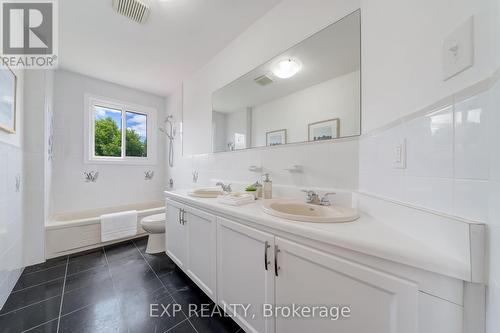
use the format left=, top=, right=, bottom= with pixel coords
left=140, top=213, right=166, bottom=254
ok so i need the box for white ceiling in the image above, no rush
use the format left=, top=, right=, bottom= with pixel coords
left=58, top=0, right=282, bottom=96
left=212, top=10, right=360, bottom=113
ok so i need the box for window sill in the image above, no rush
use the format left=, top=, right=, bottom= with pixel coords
left=84, top=157, right=157, bottom=166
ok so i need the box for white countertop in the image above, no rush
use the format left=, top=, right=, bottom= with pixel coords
left=165, top=190, right=471, bottom=281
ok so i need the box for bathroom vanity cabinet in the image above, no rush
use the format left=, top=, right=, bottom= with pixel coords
left=216, top=216, right=419, bottom=333
left=217, top=217, right=275, bottom=333
left=165, top=194, right=481, bottom=333
left=166, top=200, right=217, bottom=300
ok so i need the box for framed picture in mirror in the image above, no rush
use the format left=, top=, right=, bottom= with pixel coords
left=308, top=118, right=340, bottom=142
left=0, top=64, right=17, bottom=133
left=266, top=129, right=287, bottom=146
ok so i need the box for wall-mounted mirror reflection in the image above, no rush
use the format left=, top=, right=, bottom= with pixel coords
left=212, top=10, right=361, bottom=153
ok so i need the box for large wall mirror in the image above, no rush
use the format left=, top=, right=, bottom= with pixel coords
left=212, top=10, right=361, bottom=153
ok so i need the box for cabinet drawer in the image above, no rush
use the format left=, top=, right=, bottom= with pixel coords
left=275, top=237, right=419, bottom=333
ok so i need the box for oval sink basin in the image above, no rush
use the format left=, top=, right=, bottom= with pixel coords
left=262, top=199, right=359, bottom=223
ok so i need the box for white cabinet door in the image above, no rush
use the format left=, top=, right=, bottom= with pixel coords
left=184, top=206, right=217, bottom=300
left=275, top=237, right=419, bottom=333
left=217, top=217, right=275, bottom=333
left=166, top=200, right=187, bottom=268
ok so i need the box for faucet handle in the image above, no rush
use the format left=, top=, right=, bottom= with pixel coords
left=320, top=192, right=336, bottom=206
left=301, top=190, right=319, bottom=202
left=216, top=182, right=232, bottom=192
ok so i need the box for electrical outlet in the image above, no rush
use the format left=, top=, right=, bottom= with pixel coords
left=394, top=139, right=407, bottom=169
left=443, top=16, right=474, bottom=80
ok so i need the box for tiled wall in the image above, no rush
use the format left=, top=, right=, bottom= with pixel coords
left=0, top=143, right=24, bottom=308
left=359, top=77, right=500, bottom=332
left=359, top=81, right=494, bottom=222
left=22, top=70, right=53, bottom=266
left=0, top=69, right=24, bottom=310
left=169, top=138, right=359, bottom=194
left=486, top=77, right=500, bottom=333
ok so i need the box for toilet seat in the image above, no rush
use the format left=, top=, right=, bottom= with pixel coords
left=141, top=213, right=166, bottom=233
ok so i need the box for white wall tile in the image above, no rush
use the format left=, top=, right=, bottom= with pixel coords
left=488, top=81, right=500, bottom=182
left=171, top=140, right=359, bottom=195
left=358, top=85, right=495, bottom=224
left=329, top=140, right=359, bottom=189
left=486, top=77, right=500, bottom=333
left=260, top=146, right=298, bottom=186
left=487, top=181, right=500, bottom=330
left=358, top=135, right=378, bottom=175
left=0, top=145, right=7, bottom=202
left=404, top=176, right=453, bottom=214
left=0, top=143, right=24, bottom=310
left=453, top=179, right=489, bottom=222
left=454, top=93, right=490, bottom=180
left=404, top=106, right=454, bottom=178
left=292, top=143, right=330, bottom=188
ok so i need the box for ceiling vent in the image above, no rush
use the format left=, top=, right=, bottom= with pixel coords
left=254, top=74, right=274, bottom=86
left=112, top=0, right=150, bottom=24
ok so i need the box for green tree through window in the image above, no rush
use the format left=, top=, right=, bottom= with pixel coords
left=94, top=107, right=148, bottom=158
left=95, top=117, right=122, bottom=156
left=126, top=128, right=147, bottom=157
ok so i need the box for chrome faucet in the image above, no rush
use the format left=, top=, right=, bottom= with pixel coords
left=216, top=182, right=232, bottom=193
left=302, top=190, right=336, bottom=206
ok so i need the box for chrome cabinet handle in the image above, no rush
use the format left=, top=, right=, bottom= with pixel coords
left=274, top=245, right=280, bottom=277
left=264, top=241, right=271, bottom=270
left=178, top=210, right=182, bottom=224
left=180, top=209, right=186, bottom=225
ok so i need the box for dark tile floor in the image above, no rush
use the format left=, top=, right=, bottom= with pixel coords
left=0, top=237, right=242, bottom=333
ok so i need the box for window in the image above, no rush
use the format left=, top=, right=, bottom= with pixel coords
left=125, top=111, right=148, bottom=157
left=94, top=106, right=123, bottom=157
left=85, top=95, right=157, bottom=164
left=234, top=133, right=246, bottom=150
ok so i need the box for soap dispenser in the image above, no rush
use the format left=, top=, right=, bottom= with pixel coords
left=263, top=173, right=272, bottom=199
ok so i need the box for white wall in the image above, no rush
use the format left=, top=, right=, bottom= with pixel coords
left=51, top=70, right=166, bottom=214
left=169, top=0, right=360, bottom=197
left=0, top=69, right=24, bottom=309
left=169, top=0, right=499, bottom=331
left=358, top=75, right=498, bottom=333
left=359, top=1, right=498, bottom=331
left=182, top=0, right=496, bottom=151
left=362, top=0, right=496, bottom=133
left=22, top=70, right=53, bottom=267
left=183, top=0, right=361, bottom=155
left=486, top=76, right=500, bottom=333
left=164, top=84, right=184, bottom=189
left=252, top=71, right=360, bottom=146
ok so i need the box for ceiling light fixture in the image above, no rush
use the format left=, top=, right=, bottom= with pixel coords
left=272, top=58, right=302, bottom=79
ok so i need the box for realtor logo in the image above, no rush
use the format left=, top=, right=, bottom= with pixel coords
left=1, top=0, right=58, bottom=68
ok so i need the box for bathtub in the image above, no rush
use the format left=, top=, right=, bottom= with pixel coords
left=45, top=201, right=165, bottom=258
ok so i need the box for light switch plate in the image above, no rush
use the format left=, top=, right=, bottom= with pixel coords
left=443, top=16, right=474, bottom=81
left=394, top=139, right=406, bottom=169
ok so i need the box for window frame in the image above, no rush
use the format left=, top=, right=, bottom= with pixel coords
left=84, top=94, right=157, bottom=165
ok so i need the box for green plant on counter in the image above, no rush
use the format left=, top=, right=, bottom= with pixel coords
left=245, top=185, right=257, bottom=192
